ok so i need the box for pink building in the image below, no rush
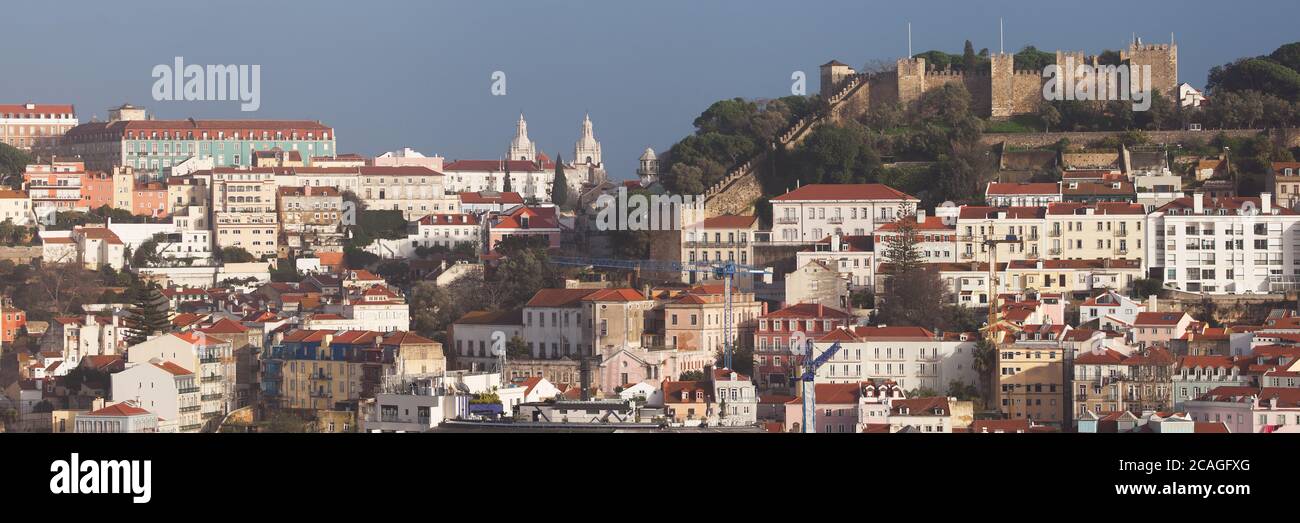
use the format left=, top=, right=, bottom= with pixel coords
left=487, top=206, right=561, bottom=252
left=80, top=171, right=114, bottom=210
left=753, top=303, right=854, bottom=392
left=1132, top=311, right=1194, bottom=348
left=783, top=382, right=861, bottom=433
left=132, top=182, right=169, bottom=217
left=1185, top=387, right=1300, bottom=433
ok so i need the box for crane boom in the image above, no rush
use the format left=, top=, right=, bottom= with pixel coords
left=799, top=339, right=842, bottom=433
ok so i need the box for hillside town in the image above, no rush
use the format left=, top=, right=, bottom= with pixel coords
left=4, top=32, right=1300, bottom=435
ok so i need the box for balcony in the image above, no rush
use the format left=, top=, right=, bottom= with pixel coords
left=827, top=217, right=844, bottom=224
left=1048, top=229, right=1061, bottom=237
left=1026, top=234, right=1040, bottom=241
left=1048, top=248, right=1062, bottom=255
left=200, top=356, right=221, bottom=364
left=1025, top=251, right=1040, bottom=259
left=960, top=252, right=975, bottom=260
left=179, top=423, right=204, bottom=432
left=202, top=411, right=221, bottom=419
left=1115, top=248, right=1129, bottom=255
left=200, top=375, right=222, bottom=383
left=179, top=405, right=201, bottom=413
left=1113, top=229, right=1128, bottom=237
left=178, top=387, right=200, bottom=394
left=310, top=373, right=333, bottom=381
left=200, top=393, right=223, bottom=401
left=775, top=217, right=799, bottom=225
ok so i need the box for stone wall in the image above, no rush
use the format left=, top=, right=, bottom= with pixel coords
left=0, top=246, right=42, bottom=264
left=982, top=129, right=1298, bottom=149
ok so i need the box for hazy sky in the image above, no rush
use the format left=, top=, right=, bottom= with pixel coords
left=4, top=0, right=1297, bottom=178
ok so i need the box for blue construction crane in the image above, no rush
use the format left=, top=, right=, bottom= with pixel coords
left=550, top=256, right=772, bottom=371
left=798, top=339, right=843, bottom=433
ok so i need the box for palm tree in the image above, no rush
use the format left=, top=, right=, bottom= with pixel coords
left=971, top=338, right=997, bottom=410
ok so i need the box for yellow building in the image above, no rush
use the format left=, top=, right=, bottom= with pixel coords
left=996, top=325, right=1070, bottom=426
left=1044, top=202, right=1145, bottom=261
left=956, top=206, right=1046, bottom=262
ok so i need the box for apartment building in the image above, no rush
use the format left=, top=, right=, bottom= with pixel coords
left=276, top=185, right=344, bottom=255
left=0, top=189, right=33, bottom=226
left=521, top=288, right=654, bottom=359
left=1072, top=347, right=1176, bottom=421
left=111, top=361, right=203, bottom=433
left=210, top=167, right=279, bottom=259
left=956, top=206, right=1045, bottom=262
left=997, top=324, right=1072, bottom=426
left=1044, top=202, right=1145, bottom=262
left=985, top=182, right=1061, bottom=207
left=0, top=103, right=77, bottom=153
left=58, top=104, right=335, bottom=174
left=1172, top=355, right=1251, bottom=410
left=660, top=285, right=763, bottom=356
left=810, top=326, right=978, bottom=393
left=449, top=309, right=523, bottom=372
left=752, top=303, right=854, bottom=392
left=872, top=210, right=957, bottom=263
left=1267, top=162, right=1300, bottom=210
left=795, top=235, right=874, bottom=290
left=126, top=332, right=234, bottom=428
left=770, top=183, right=919, bottom=244
left=1147, top=193, right=1300, bottom=294
left=681, top=214, right=759, bottom=285
left=23, top=159, right=88, bottom=214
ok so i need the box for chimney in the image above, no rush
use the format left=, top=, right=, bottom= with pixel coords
left=1192, top=192, right=1203, bottom=214
left=1262, top=192, right=1272, bottom=214
left=916, top=209, right=926, bottom=222
left=1147, top=295, right=1157, bottom=311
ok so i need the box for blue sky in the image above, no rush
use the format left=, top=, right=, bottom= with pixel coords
left=4, top=0, right=1297, bottom=178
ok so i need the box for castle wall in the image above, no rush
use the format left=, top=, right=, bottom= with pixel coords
left=1010, top=72, right=1044, bottom=115
left=1123, top=44, right=1178, bottom=98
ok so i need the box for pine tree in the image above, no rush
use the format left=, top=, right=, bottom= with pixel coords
left=501, top=159, right=513, bottom=193
left=881, top=203, right=924, bottom=274
left=551, top=154, right=569, bottom=208
left=962, top=40, right=978, bottom=72
left=123, top=281, right=171, bottom=346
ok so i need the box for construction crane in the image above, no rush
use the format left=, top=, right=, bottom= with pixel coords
left=550, top=256, right=773, bottom=370
left=796, top=338, right=843, bottom=433
left=982, top=221, right=1023, bottom=342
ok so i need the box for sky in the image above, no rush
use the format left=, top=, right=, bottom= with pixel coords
left=4, top=0, right=1298, bottom=178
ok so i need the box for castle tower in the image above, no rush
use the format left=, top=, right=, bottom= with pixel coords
left=819, top=60, right=856, bottom=99
left=637, top=147, right=659, bottom=186
left=896, top=57, right=927, bottom=107
left=989, top=53, right=1015, bottom=119
left=508, top=113, right=536, bottom=162
left=1121, top=36, right=1178, bottom=98
left=573, top=113, right=602, bottom=166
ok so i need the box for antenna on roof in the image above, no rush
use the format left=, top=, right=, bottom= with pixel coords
left=907, top=22, right=912, bottom=58
left=999, top=18, right=1004, bottom=54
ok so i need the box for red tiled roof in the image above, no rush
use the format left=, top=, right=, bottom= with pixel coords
left=152, top=361, right=193, bottom=376
left=761, top=303, right=853, bottom=320
left=958, top=206, right=1046, bottom=220
left=701, top=214, right=758, bottom=229
left=1134, top=312, right=1189, bottom=326
left=525, top=288, right=599, bottom=308
left=88, top=403, right=151, bottom=417
left=459, top=191, right=525, bottom=205
left=771, top=183, right=917, bottom=202
left=986, top=182, right=1059, bottom=195
left=381, top=331, right=438, bottom=346
left=582, top=288, right=647, bottom=302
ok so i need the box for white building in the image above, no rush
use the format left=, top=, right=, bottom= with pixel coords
left=0, top=189, right=33, bottom=225
left=796, top=235, right=874, bottom=289
left=985, top=182, right=1062, bottom=207
left=812, top=326, right=978, bottom=392
left=111, top=360, right=203, bottom=433
left=126, top=332, right=233, bottom=426
left=770, top=183, right=919, bottom=244
left=1079, top=290, right=1149, bottom=330
left=1148, top=193, right=1300, bottom=293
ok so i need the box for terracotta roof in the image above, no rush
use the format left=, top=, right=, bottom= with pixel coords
left=986, top=182, right=1060, bottom=195
left=701, top=214, right=758, bottom=229
left=1046, top=202, right=1146, bottom=215
left=444, top=159, right=548, bottom=172
left=875, top=215, right=954, bottom=232
left=200, top=318, right=248, bottom=334
left=582, top=288, right=647, bottom=302
left=1157, top=196, right=1299, bottom=215
left=382, top=331, right=437, bottom=346
left=662, top=380, right=714, bottom=404
left=1134, top=312, right=1189, bottom=326
left=958, top=206, right=1046, bottom=220
left=0, top=103, right=75, bottom=116
left=454, top=309, right=524, bottom=326
left=761, top=303, right=853, bottom=320
left=890, top=396, right=950, bottom=416
left=771, top=183, right=917, bottom=202
left=88, top=403, right=151, bottom=417
left=525, top=288, right=599, bottom=308
left=152, top=361, right=193, bottom=376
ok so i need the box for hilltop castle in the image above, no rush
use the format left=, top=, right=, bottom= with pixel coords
left=819, top=37, right=1177, bottom=119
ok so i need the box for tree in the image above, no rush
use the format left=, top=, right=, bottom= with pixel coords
left=1038, top=103, right=1061, bottom=132
left=971, top=338, right=997, bottom=408
left=506, top=335, right=529, bottom=359
left=131, top=233, right=167, bottom=268
left=218, top=246, right=255, bottom=263
left=679, top=370, right=705, bottom=381
left=122, top=281, right=171, bottom=346
left=962, top=40, right=979, bottom=73
left=502, top=161, right=513, bottom=193
left=17, top=262, right=99, bottom=320
left=551, top=154, right=569, bottom=209
left=946, top=379, right=981, bottom=402
left=1129, top=277, right=1164, bottom=299
left=880, top=203, right=924, bottom=273
left=0, top=142, right=32, bottom=187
